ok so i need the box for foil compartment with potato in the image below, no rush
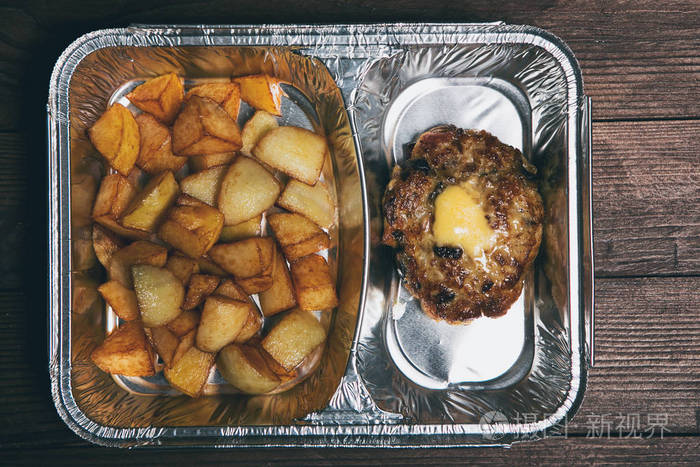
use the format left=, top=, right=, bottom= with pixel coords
left=48, top=23, right=593, bottom=447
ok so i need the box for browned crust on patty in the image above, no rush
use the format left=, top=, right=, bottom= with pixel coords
left=382, top=125, right=544, bottom=322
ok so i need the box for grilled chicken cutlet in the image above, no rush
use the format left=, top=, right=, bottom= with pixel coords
left=382, top=125, right=544, bottom=323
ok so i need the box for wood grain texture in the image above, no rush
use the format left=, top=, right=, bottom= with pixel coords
left=593, top=120, right=700, bottom=277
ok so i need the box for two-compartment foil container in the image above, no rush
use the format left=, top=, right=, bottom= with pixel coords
left=48, top=23, right=594, bottom=447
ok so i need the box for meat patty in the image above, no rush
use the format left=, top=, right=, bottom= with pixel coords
left=382, top=125, right=544, bottom=322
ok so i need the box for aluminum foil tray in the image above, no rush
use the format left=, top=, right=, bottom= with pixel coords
left=48, top=23, right=594, bottom=448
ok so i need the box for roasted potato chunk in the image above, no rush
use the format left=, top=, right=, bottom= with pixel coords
left=149, top=326, right=179, bottom=367
left=214, top=279, right=262, bottom=342
left=135, top=113, right=187, bottom=174
left=240, top=110, right=278, bottom=157
left=127, top=73, right=184, bottom=124
left=172, top=328, right=196, bottom=366
left=186, top=82, right=241, bottom=121
left=267, top=212, right=330, bottom=262
left=175, top=194, right=209, bottom=208
left=233, top=74, right=284, bottom=116
left=290, top=254, right=338, bottom=311
left=163, top=345, right=214, bottom=397
left=92, top=224, right=125, bottom=268
left=208, top=237, right=275, bottom=294
left=132, top=264, right=185, bottom=327
left=72, top=273, right=100, bottom=315
left=98, top=280, right=139, bottom=321
left=277, top=179, right=335, bottom=229
left=179, top=165, right=227, bottom=206
left=259, top=245, right=296, bottom=316
left=91, top=321, right=156, bottom=376
left=166, top=310, right=200, bottom=337
left=254, top=126, right=328, bottom=185
left=165, top=254, right=200, bottom=285
left=217, top=343, right=281, bottom=394
left=108, top=240, right=167, bottom=287
left=218, top=156, right=280, bottom=225
left=71, top=172, right=97, bottom=228
left=183, top=274, right=220, bottom=311
left=172, top=96, right=242, bottom=156
left=188, top=152, right=235, bottom=172
left=214, top=279, right=249, bottom=302
left=196, top=295, right=254, bottom=352
left=93, top=174, right=147, bottom=239
left=88, top=103, right=140, bottom=176
left=197, top=256, right=228, bottom=276
left=121, top=171, right=180, bottom=232
left=218, top=215, right=262, bottom=243
left=158, top=205, right=224, bottom=258
left=261, top=308, right=326, bottom=372
left=234, top=307, right=263, bottom=343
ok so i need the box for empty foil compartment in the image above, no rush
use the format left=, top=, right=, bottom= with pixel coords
left=48, top=24, right=593, bottom=447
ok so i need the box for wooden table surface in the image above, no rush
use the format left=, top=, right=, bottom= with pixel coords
left=1, top=0, right=698, bottom=464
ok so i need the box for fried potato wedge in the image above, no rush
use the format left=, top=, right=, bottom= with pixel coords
left=158, top=205, right=224, bottom=258
left=196, top=295, right=254, bottom=352
left=217, top=343, right=281, bottom=394
left=197, top=256, right=228, bottom=276
left=98, top=280, right=139, bottom=321
left=234, top=307, right=263, bottom=343
left=186, top=82, right=241, bottom=121
left=179, top=165, right=227, bottom=206
left=72, top=273, right=100, bottom=315
left=172, top=328, right=196, bottom=366
left=240, top=110, right=278, bottom=157
left=93, top=174, right=147, bottom=239
left=135, top=113, right=187, bottom=174
left=172, top=96, right=242, bottom=156
left=71, top=172, right=97, bottom=228
left=166, top=310, right=200, bottom=338
left=132, top=264, right=185, bottom=327
left=91, top=321, right=155, bottom=376
left=289, top=254, right=338, bottom=311
left=149, top=326, right=179, bottom=368
left=127, top=73, right=184, bottom=124
left=108, top=240, right=168, bottom=287
left=188, top=152, right=235, bottom=172
left=259, top=245, right=296, bottom=317
left=253, top=126, right=328, bottom=185
left=261, top=308, right=326, bottom=372
left=175, top=194, right=209, bottom=208
left=92, top=224, right=125, bottom=268
left=121, top=171, right=179, bottom=232
left=218, top=215, right=262, bottom=243
left=165, top=254, right=200, bottom=285
left=214, top=279, right=262, bottom=342
left=217, top=156, right=280, bottom=225
left=88, top=103, right=140, bottom=176
left=277, top=179, right=335, bottom=229
left=233, top=74, right=284, bottom=116
left=163, top=345, right=214, bottom=397
left=183, top=274, right=220, bottom=311
left=267, top=212, right=330, bottom=262
left=214, top=279, right=250, bottom=302
left=208, top=237, right=274, bottom=294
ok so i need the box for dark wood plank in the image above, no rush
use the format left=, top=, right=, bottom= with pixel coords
left=593, top=120, right=700, bottom=277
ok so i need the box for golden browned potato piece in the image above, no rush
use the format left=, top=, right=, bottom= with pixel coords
left=175, top=194, right=208, bottom=208
left=179, top=165, right=227, bottom=206
left=240, top=110, right=278, bottom=157
left=91, top=321, right=156, bottom=376
left=197, top=256, right=228, bottom=276
left=289, top=254, right=338, bottom=311
left=172, top=96, right=242, bottom=156
left=214, top=279, right=249, bottom=302
left=253, top=126, right=328, bottom=185
left=182, top=274, right=220, bottom=311
left=233, top=307, right=263, bottom=343
left=132, top=264, right=185, bottom=327
left=267, top=212, right=330, bottom=262
left=277, top=179, right=335, bottom=229
left=121, top=171, right=180, bottom=232
left=88, top=103, right=140, bottom=176
left=158, top=205, right=224, bottom=258
left=98, top=280, right=139, bottom=321
left=217, top=156, right=280, bottom=225
left=233, top=74, right=284, bottom=116
left=261, top=308, right=326, bottom=372
left=166, top=310, right=200, bottom=338
left=127, top=73, right=184, bottom=124
left=196, top=295, right=253, bottom=352
left=93, top=174, right=147, bottom=240
left=71, top=172, right=97, bottom=228
left=217, top=343, right=281, bottom=394
left=188, top=152, right=235, bottom=172
left=186, top=82, right=241, bottom=121
left=172, top=328, right=196, bottom=366
left=149, top=325, right=179, bottom=367
left=165, top=254, right=200, bottom=285
left=259, top=245, right=296, bottom=317
left=134, top=113, right=187, bottom=174
left=108, top=240, right=168, bottom=287
left=218, top=215, right=262, bottom=243
left=213, top=278, right=262, bottom=342
left=72, top=273, right=100, bottom=315
left=92, top=224, right=125, bottom=268
left=208, top=237, right=275, bottom=294
left=163, top=345, right=214, bottom=397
